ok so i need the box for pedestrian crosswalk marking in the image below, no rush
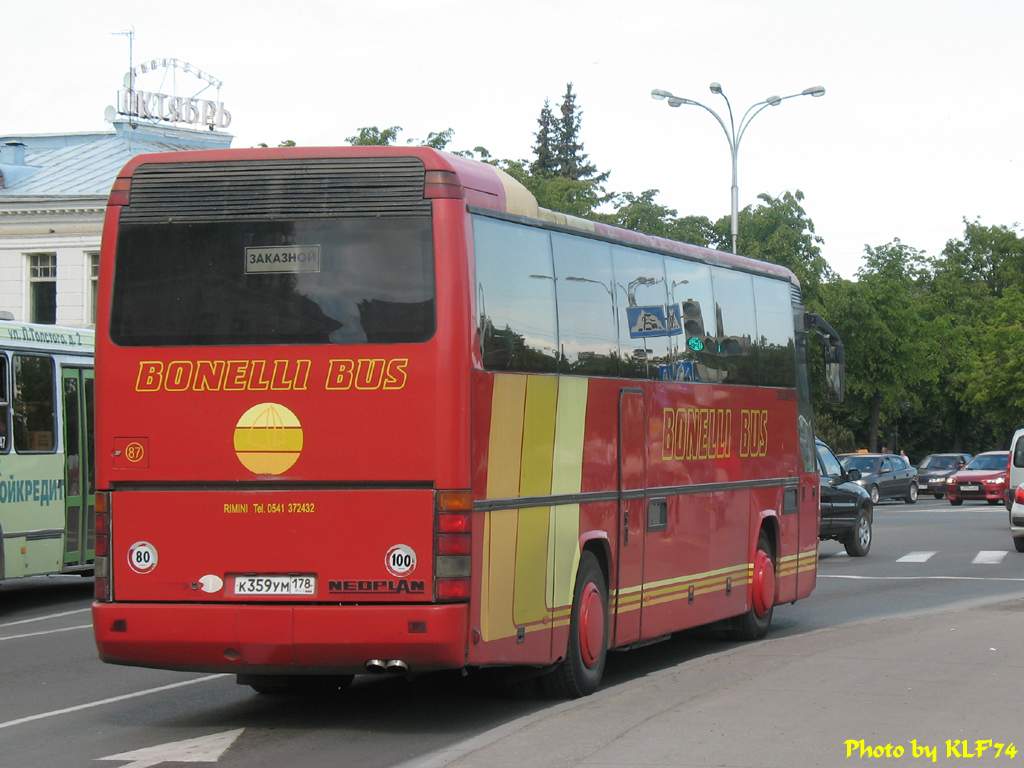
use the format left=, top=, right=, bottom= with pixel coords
left=897, top=551, right=937, bottom=563
left=972, top=550, right=1009, bottom=564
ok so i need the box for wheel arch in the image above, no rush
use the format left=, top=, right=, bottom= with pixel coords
left=578, top=530, right=611, bottom=592
left=755, top=510, right=780, bottom=564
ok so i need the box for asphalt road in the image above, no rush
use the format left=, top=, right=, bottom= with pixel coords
left=2, top=495, right=1021, bottom=768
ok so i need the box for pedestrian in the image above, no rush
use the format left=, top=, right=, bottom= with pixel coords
left=900, top=449, right=909, bottom=462
left=880, top=444, right=889, bottom=454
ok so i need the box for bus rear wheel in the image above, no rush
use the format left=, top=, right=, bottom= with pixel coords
left=542, top=551, right=607, bottom=699
left=238, top=674, right=354, bottom=696
left=730, top=530, right=775, bottom=641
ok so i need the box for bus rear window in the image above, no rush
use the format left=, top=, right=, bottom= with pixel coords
left=110, top=217, right=434, bottom=346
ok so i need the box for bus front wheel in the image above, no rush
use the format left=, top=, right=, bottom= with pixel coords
left=542, top=551, right=607, bottom=699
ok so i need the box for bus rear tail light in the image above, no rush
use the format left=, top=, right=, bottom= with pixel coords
left=423, top=171, right=464, bottom=199
left=435, top=490, right=472, bottom=602
left=94, top=491, right=112, bottom=602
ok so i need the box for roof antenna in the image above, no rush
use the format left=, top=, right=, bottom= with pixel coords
left=112, top=27, right=136, bottom=129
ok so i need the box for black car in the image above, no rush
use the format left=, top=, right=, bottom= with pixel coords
left=817, top=439, right=874, bottom=556
left=839, top=453, right=919, bottom=505
left=916, top=452, right=972, bottom=499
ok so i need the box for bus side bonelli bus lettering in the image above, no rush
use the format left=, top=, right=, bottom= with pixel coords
left=134, top=358, right=409, bottom=392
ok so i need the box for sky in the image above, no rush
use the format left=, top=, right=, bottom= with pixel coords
left=4, top=0, right=1023, bottom=278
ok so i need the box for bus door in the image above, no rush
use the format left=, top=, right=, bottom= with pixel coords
left=613, top=388, right=646, bottom=645
left=61, top=368, right=95, bottom=568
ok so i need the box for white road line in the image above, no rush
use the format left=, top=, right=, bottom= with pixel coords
left=820, top=574, right=1024, bottom=582
left=0, top=607, right=91, bottom=628
left=897, top=551, right=937, bottom=563
left=0, top=674, right=229, bottom=730
left=973, top=550, right=1009, bottom=565
left=0, top=624, right=91, bottom=642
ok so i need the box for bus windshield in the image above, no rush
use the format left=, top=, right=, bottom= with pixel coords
left=110, top=217, right=434, bottom=346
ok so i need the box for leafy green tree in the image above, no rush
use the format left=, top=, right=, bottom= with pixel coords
left=346, top=126, right=403, bottom=146
left=962, top=286, right=1024, bottom=430
left=605, top=190, right=678, bottom=237
left=717, top=191, right=832, bottom=306
left=669, top=215, right=719, bottom=248
left=819, top=241, right=935, bottom=451
left=255, top=139, right=297, bottom=147
left=940, top=220, right=1024, bottom=298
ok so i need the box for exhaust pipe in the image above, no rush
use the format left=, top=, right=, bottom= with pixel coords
left=365, top=659, right=387, bottom=673
left=385, top=659, right=408, bottom=674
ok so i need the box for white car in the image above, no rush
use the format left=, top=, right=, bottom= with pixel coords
left=1008, top=427, right=1024, bottom=510
left=1010, top=484, right=1024, bottom=553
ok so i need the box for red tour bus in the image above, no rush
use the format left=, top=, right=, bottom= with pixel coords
left=92, top=147, right=844, bottom=697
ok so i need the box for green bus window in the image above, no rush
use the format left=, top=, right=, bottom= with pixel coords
left=13, top=355, right=56, bottom=453
left=0, top=355, right=9, bottom=453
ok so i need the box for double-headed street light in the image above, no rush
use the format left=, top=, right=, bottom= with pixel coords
left=651, top=82, right=825, bottom=254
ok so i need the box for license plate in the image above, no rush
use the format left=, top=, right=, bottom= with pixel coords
left=233, top=575, right=316, bottom=595
left=960, top=484, right=980, bottom=492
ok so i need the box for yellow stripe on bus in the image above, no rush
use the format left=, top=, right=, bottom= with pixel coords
left=481, top=375, right=527, bottom=642
left=513, top=376, right=558, bottom=628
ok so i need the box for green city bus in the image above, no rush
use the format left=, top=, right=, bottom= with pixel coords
left=0, top=319, right=95, bottom=581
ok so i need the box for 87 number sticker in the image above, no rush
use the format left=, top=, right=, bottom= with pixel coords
left=128, top=541, right=159, bottom=574
left=385, top=544, right=417, bottom=577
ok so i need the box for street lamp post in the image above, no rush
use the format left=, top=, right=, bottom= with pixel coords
left=651, top=82, right=825, bottom=254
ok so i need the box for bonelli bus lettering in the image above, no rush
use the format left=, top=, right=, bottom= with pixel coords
left=93, top=146, right=844, bottom=699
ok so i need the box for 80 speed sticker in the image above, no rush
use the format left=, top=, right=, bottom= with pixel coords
left=385, top=544, right=417, bottom=577
left=128, top=541, right=158, bottom=573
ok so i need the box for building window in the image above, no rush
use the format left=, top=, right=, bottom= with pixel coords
left=88, top=252, right=100, bottom=325
left=27, top=253, right=57, bottom=325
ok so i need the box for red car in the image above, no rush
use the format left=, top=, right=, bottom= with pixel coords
left=946, top=451, right=1010, bottom=505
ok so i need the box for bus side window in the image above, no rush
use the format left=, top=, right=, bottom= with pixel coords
left=709, top=267, right=757, bottom=386
left=612, top=245, right=670, bottom=380
left=551, top=233, right=619, bottom=376
left=473, top=215, right=559, bottom=373
left=0, top=354, right=8, bottom=453
left=752, top=276, right=796, bottom=388
left=13, top=354, right=56, bottom=453
left=664, top=258, right=715, bottom=382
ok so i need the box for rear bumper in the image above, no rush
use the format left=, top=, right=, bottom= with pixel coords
left=93, top=602, right=468, bottom=674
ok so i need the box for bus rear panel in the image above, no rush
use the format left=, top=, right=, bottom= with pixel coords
left=93, top=150, right=474, bottom=674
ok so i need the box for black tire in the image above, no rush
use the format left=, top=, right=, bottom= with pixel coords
left=933, top=494, right=943, bottom=499
left=844, top=506, right=872, bottom=557
left=1014, top=537, right=1024, bottom=553
left=868, top=485, right=880, bottom=505
left=239, top=674, right=354, bottom=696
left=730, top=530, right=775, bottom=641
left=904, top=483, right=918, bottom=504
left=949, top=498, right=963, bottom=506
left=541, top=551, right=607, bottom=699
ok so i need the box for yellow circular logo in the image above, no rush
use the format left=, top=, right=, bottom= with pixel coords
left=125, top=442, right=145, bottom=463
left=233, top=403, right=303, bottom=475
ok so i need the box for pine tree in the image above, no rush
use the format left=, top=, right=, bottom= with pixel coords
left=554, top=83, right=605, bottom=183
left=530, top=100, right=558, bottom=176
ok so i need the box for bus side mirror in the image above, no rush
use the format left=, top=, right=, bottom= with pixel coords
left=805, top=312, right=845, bottom=403
left=822, top=339, right=845, bottom=404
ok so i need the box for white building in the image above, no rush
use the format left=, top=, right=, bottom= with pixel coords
left=0, top=121, right=232, bottom=328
